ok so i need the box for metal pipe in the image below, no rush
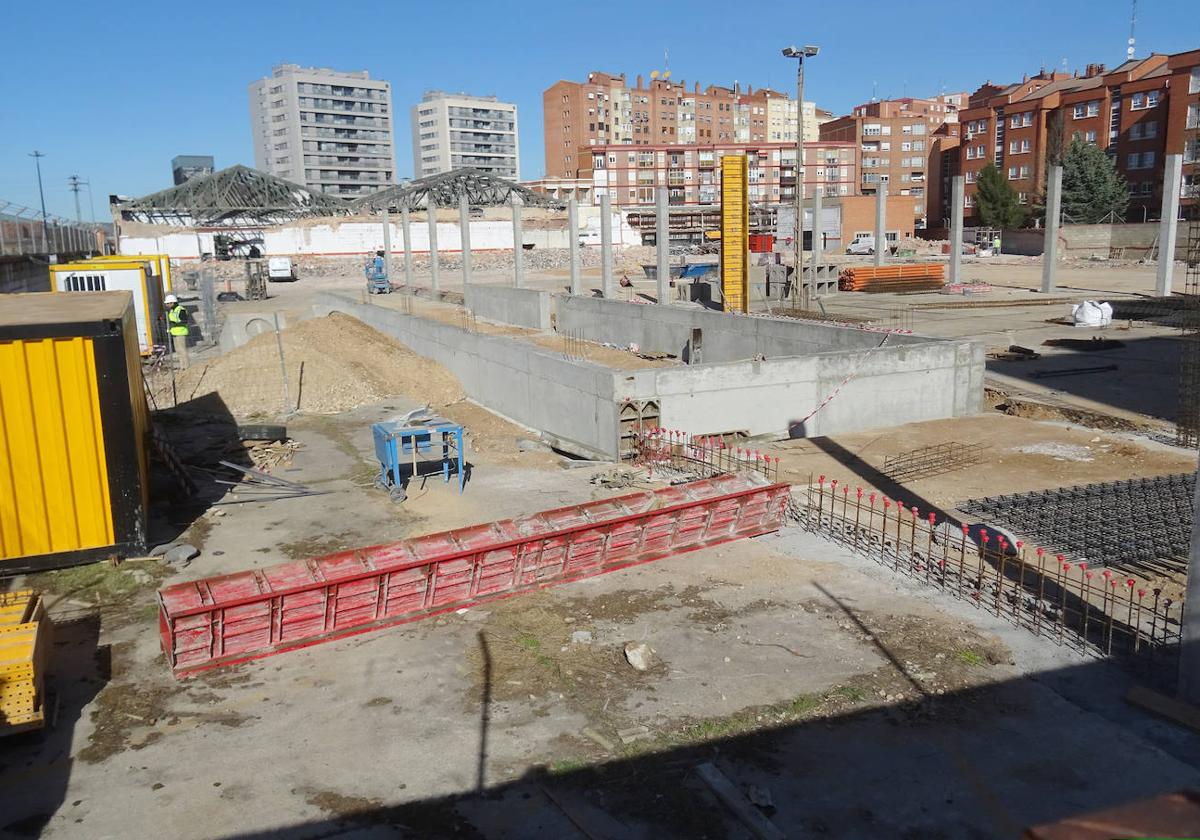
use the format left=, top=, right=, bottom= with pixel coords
left=794, top=59, right=806, bottom=308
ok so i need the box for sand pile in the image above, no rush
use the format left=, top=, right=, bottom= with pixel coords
left=158, top=313, right=464, bottom=417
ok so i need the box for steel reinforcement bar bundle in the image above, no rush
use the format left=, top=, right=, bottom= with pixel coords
left=799, top=476, right=1184, bottom=663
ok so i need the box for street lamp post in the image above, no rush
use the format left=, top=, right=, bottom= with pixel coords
left=782, top=46, right=819, bottom=310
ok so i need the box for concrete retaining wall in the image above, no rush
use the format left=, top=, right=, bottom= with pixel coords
left=464, top=285, right=552, bottom=330
left=306, top=291, right=983, bottom=460
left=556, top=296, right=928, bottom=363
left=313, top=292, right=618, bottom=459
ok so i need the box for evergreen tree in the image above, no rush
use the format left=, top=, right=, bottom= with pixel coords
left=975, top=162, right=1027, bottom=228
left=1059, top=135, right=1129, bottom=223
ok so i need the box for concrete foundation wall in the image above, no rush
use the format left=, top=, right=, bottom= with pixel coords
left=464, top=285, right=552, bottom=330
left=621, top=340, right=983, bottom=440
left=313, top=292, right=618, bottom=459
left=556, top=296, right=927, bottom=363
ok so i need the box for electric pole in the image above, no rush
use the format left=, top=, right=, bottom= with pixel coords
left=29, top=151, right=49, bottom=252
left=68, top=175, right=88, bottom=223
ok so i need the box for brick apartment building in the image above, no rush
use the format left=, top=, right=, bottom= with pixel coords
left=958, top=50, right=1200, bottom=223
left=542, top=72, right=829, bottom=182
left=555, top=141, right=857, bottom=210
left=1164, top=49, right=1200, bottom=218
left=819, top=93, right=968, bottom=228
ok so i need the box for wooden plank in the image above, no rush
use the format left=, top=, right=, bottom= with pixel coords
left=1126, top=684, right=1200, bottom=733
left=694, top=762, right=785, bottom=840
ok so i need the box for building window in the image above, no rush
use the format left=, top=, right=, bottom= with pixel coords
left=965, top=171, right=975, bottom=183
left=1007, top=166, right=1018, bottom=180
left=1019, top=166, right=1030, bottom=179
left=964, top=194, right=974, bottom=207
left=1144, top=121, right=1157, bottom=138
left=1009, top=140, right=1018, bottom=154
left=1130, top=123, right=1143, bottom=139
left=1072, top=104, right=1086, bottom=119
left=1012, top=114, right=1023, bottom=127
left=1085, top=130, right=1097, bottom=143
left=1018, top=192, right=1029, bottom=204
left=1189, top=104, right=1200, bottom=130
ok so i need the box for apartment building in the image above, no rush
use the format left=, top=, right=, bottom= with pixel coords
left=543, top=72, right=829, bottom=180
left=249, top=64, right=395, bottom=196
left=1164, top=49, right=1200, bottom=218
left=819, top=95, right=966, bottom=227
left=171, top=155, right=213, bottom=185
left=956, top=53, right=1200, bottom=222
left=567, top=140, right=856, bottom=209
left=734, top=87, right=834, bottom=144
left=411, top=92, right=519, bottom=180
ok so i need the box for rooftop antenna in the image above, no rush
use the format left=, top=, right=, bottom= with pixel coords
left=872, top=80, right=878, bottom=102
left=1127, top=0, right=1137, bottom=60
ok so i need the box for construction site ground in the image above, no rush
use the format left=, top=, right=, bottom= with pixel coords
left=4, top=297, right=1199, bottom=836
left=205, top=249, right=1186, bottom=431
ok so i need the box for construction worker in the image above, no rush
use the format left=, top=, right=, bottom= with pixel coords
left=165, top=294, right=190, bottom=369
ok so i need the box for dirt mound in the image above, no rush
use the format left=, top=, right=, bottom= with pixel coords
left=156, top=313, right=464, bottom=417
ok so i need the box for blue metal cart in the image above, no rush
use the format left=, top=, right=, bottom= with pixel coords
left=372, top=417, right=466, bottom=502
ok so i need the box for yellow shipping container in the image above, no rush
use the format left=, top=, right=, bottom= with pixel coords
left=0, top=292, right=150, bottom=571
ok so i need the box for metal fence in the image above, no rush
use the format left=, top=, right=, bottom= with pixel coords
left=0, top=201, right=105, bottom=257
left=798, top=476, right=1185, bottom=664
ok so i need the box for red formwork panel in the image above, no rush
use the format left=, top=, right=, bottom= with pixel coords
left=158, top=473, right=791, bottom=676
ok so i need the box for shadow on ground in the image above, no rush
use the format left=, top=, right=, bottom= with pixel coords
left=224, top=630, right=1200, bottom=838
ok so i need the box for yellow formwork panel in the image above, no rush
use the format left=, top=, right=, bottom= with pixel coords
left=0, top=592, right=49, bottom=735
left=0, top=337, right=114, bottom=561
left=720, top=155, right=750, bottom=314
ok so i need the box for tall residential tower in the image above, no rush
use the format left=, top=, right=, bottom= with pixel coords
left=249, top=64, right=395, bottom=196
left=411, top=92, right=520, bottom=180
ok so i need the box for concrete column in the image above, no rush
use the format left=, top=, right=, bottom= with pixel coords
left=382, top=208, right=392, bottom=285
left=459, top=195, right=472, bottom=289
left=656, top=187, right=670, bottom=304
left=1178, top=464, right=1200, bottom=704
left=810, top=187, right=823, bottom=294
left=512, top=195, right=524, bottom=288
left=427, top=197, right=440, bottom=293
left=1156, top=154, right=1183, bottom=297
left=1041, top=164, right=1063, bottom=294
left=874, top=180, right=888, bottom=267
left=949, top=175, right=965, bottom=285
left=568, top=197, right=581, bottom=295
left=400, top=206, right=413, bottom=287
left=600, top=192, right=614, bottom=298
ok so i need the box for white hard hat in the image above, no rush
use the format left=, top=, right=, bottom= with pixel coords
left=164, top=294, right=178, bottom=304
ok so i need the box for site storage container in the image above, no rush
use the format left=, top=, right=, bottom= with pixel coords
left=48, top=258, right=168, bottom=356
left=0, top=291, right=151, bottom=572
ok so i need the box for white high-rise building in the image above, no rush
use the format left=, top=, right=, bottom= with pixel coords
left=411, top=92, right=520, bottom=180
left=249, top=64, right=395, bottom=196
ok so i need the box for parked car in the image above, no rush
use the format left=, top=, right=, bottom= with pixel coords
left=267, top=256, right=298, bottom=282
left=845, top=235, right=896, bottom=256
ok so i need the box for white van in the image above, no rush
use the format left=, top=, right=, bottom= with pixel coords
left=268, top=257, right=298, bottom=282
left=846, top=235, right=897, bottom=256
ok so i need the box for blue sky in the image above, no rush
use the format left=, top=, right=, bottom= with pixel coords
left=0, top=0, right=1193, bottom=219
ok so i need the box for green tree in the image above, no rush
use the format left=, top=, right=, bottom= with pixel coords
left=1059, top=135, right=1129, bottom=223
left=975, top=162, right=1027, bottom=228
